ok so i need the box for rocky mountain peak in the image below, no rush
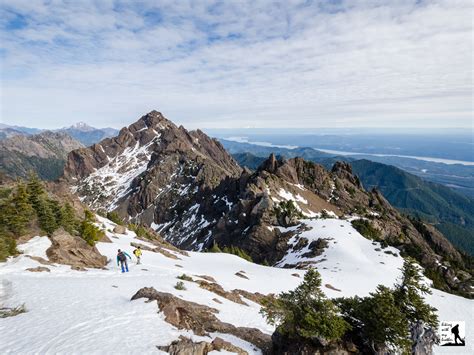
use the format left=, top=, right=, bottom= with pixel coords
left=63, top=111, right=241, bottom=219
left=67, top=122, right=95, bottom=131
left=257, top=153, right=281, bottom=173
left=132, top=110, right=175, bottom=132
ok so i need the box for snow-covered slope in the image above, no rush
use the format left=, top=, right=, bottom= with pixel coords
left=0, top=216, right=472, bottom=354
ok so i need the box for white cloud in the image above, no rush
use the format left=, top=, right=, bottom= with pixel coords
left=0, top=0, right=472, bottom=129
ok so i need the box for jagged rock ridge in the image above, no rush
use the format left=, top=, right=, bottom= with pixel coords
left=63, top=110, right=242, bottom=224
left=64, top=111, right=473, bottom=297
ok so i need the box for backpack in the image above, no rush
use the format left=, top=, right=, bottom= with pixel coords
left=118, top=252, right=126, bottom=262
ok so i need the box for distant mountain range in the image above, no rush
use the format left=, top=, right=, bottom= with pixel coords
left=226, top=143, right=474, bottom=256
left=0, top=122, right=119, bottom=146
left=0, top=131, right=84, bottom=180
left=0, top=122, right=118, bottom=180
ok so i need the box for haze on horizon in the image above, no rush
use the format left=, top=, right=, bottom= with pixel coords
left=0, top=0, right=472, bottom=130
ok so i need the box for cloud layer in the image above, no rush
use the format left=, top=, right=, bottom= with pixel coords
left=0, top=0, right=472, bottom=129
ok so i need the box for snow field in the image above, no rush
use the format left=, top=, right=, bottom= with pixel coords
left=0, top=216, right=472, bottom=354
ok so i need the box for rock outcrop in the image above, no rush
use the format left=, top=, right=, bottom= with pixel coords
left=46, top=228, right=107, bottom=270
left=131, top=287, right=272, bottom=353
left=158, top=336, right=248, bottom=355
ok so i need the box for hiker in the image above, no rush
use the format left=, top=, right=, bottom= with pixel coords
left=451, top=324, right=464, bottom=345
left=133, top=246, right=142, bottom=265
left=116, top=249, right=131, bottom=273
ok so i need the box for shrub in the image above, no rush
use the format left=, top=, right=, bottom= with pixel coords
left=261, top=268, right=349, bottom=341
left=128, top=223, right=154, bottom=239
left=84, top=209, right=95, bottom=221
left=174, top=281, right=186, bottom=290
left=274, top=200, right=303, bottom=226
left=222, top=245, right=253, bottom=262
left=351, top=219, right=381, bottom=240
left=79, top=220, right=104, bottom=246
left=107, top=211, right=124, bottom=225
left=177, top=274, right=193, bottom=281
left=208, top=241, right=222, bottom=253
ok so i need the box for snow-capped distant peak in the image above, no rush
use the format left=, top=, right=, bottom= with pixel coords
left=67, top=122, right=95, bottom=132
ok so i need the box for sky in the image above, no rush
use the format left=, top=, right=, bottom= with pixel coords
left=0, top=0, right=472, bottom=130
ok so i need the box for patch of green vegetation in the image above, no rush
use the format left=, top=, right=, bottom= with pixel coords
left=261, top=268, right=350, bottom=341
left=351, top=219, right=381, bottom=240
left=336, top=258, right=438, bottom=353
left=106, top=212, right=124, bottom=225
left=177, top=274, right=193, bottom=281
left=274, top=200, right=303, bottom=226
left=128, top=223, right=155, bottom=240
left=0, top=174, right=104, bottom=258
left=174, top=281, right=186, bottom=291
left=207, top=242, right=253, bottom=262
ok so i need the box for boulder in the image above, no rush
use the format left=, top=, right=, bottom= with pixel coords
left=26, top=266, right=50, bottom=272
left=113, top=225, right=126, bottom=234
left=158, top=336, right=248, bottom=355
left=46, top=228, right=107, bottom=269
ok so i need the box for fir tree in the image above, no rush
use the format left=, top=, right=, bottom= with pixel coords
left=36, top=198, right=59, bottom=235
left=261, top=268, right=349, bottom=341
left=79, top=219, right=104, bottom=246
left=26, top=172, right=45, bottom=208
left=8, top=183, right=34, bottom=236
left=60, top=202, right=78, bottom=234
left=394, top=257, right=438, bottom=328
left=358, top=285, right=410, bottom=352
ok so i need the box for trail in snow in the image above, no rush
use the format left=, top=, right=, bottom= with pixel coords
left=0, top=216, right=472, bottom=354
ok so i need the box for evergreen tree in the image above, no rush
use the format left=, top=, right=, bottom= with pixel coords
left=360, top=285, right=410, bottom=352
left=84, top=209, right=95, bottom=221
left=6, top=183, right=34, bottom=236
left=261, top=268, right=349, bottom=341
left=26, top=172, right=45, bottom=208
left=60, top=202, right=78, bottom=234
left=36, top=198, right=59, bottom=235
left=79, top=219, right=104, bottom=246
left=209, top=241, right=222, bottom=253
left=337, top=286, right=410, bottom=353
left=394, top=257, right=438, bottom=327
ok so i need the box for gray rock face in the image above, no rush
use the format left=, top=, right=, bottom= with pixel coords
left=410, top=321, right=439, bottom=355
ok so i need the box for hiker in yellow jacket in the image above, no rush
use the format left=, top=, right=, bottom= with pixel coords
left=133, top=246, right=142, bottom=265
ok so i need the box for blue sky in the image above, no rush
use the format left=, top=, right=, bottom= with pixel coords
left=0, top=0, right=472, bottom=129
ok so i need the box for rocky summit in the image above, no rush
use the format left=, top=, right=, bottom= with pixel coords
left=63, top=110, right=241, bottom=221
left=63, top=111, right=473, bottom=298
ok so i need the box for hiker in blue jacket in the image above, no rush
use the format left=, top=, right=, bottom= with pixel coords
left=116, top=249, right=131, bottom=273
